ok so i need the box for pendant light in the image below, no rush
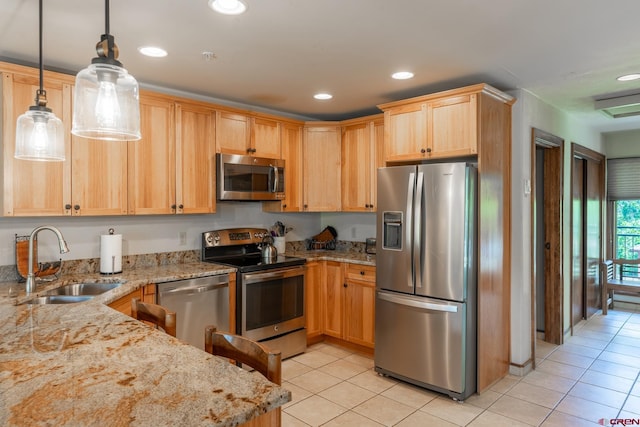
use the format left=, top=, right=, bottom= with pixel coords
left=71, top=0, right=141, bottom=141
left=14, top=0, right=65, bottom=162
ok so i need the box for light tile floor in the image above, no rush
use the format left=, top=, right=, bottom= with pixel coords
left=281, top=307, right=640, bottom=426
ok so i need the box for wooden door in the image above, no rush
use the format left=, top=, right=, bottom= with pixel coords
left=383, top=103, right=427, bottom=162
left=571, top=157, right=586, bottom=325
left=2, top=72, right=71, bottom=216
left=304, top=261, right=323, bottom=342
left=215, top=111, right=250, bottom=155
left=175, top=102, right=216, bottom=214
left=303, top=125, right=341, bottom=211
left=341, top=122, right=372, bottom=211
left=128, top=94, right=175, bottom=215
left=323, top=261, right=343, bottom=338
left=71, top=136, right=128, bottom=216
left=585, top=159, right=603, bottom=317
left=250, top=117, right=281, bottom=158
left=427, top=94, right=477, bottom=158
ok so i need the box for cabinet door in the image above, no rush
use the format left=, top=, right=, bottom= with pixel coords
left=371, top=119, right=384, bottom=210
left=71, top=135, right=128, bottom=216
left=215, top=111, right=250, bottom=155
left=341, top=123, right=372, bottom=212
left=428, top=94, right=477, bottom=158
left=344, top=278, right=376, bottom=348
left=280, top=123, right=303, bottom=211
left=251, top=117, right=281, bottom=158
left=176, top=102, right=215, bottom=214
left=108, top=287, right=144, bottom=316
left=384, top=103, right=428, bottom=162
left=1, top=72, right=71, bottom=216
left=303, top=125, right=341, bottom=211
left=323, top=261, right=344, bottom=338
left=305, top=261, right=324, bottom=340
left=128, top=95, right=175, bottom=215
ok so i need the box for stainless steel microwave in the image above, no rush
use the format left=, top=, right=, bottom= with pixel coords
left=216, top=153, right=285, bottom=201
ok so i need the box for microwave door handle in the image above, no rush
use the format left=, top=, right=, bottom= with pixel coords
left=272, top=165, right=279, bottom=193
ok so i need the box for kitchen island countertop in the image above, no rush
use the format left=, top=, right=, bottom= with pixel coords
left=0, top=261, right=288, bottom=427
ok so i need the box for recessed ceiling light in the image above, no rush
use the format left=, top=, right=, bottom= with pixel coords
left=138, top=46, right=168, bottom=58
left=208, top=0, right=247, bottom=15
left=617, top=74, right=640, bottom=82
left=314, top=93, right=333, bottom=100
left=392, top=71, right=414, bottom=80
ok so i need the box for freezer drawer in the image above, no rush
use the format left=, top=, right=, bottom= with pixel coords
left=374, top=290, right=476, bottom=400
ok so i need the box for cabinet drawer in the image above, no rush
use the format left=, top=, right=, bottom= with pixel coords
left=345, top=264, right=376, bottom=283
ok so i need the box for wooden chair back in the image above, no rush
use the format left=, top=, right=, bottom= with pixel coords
left=204, top=325, right=282, bottom=385
left=131, top=298, right=177, bottom=337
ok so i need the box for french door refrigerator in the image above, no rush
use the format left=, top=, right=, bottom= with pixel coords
left=375, top=162, right=477, bottom=401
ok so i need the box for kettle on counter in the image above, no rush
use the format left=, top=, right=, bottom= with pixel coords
left=260, top=235, right=278, bottom=260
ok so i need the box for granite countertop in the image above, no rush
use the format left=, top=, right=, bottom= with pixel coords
left=0, top=262, right=287, bottom=427
left=289, top=249, right=376, bottom=266
left=0, top=302, right=289, bottom=426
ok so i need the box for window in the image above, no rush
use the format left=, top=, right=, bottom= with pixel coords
left=613, top=200, right=640, bottom=260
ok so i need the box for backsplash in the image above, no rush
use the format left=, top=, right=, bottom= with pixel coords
left=0, top=240, right=368, bottom=282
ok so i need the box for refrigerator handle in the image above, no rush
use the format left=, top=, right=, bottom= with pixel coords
left=414, top=171, right=424, bottom=289
left=377, top=291, right=458, bottom=313
left=406, top=172, right=416, bottom=290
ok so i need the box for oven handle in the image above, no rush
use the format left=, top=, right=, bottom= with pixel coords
left=243, top=266, right=305, bottom=284
left=159, top=282, right=228, bottom=297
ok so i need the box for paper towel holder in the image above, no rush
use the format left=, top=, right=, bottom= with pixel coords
left=101, top=228, right=123, bottom=275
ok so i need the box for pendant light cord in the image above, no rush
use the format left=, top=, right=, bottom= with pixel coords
left=105, top=0, right=110, bottom=36
left=38, top=0, right=43, bottom=94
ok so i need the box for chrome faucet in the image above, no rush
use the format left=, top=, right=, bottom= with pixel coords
left=25, top=226, right=70, bottom=294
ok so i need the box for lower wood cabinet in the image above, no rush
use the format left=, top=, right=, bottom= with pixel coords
left=304, top=261, right=324, bottom=342
left=108, top=284, right=156, bottom=317
left=312, top=261, right=376, bottom=349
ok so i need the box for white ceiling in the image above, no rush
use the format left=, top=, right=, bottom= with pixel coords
left=2, top=0, right=640, bottom=134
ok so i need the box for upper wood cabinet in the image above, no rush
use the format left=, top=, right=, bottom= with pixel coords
left=378, top=84, right=503, bottom=163
left=128, top=93, right=176, bottom=215
left=71, top=135, right=128, bottom=216
left=302, top=123, right=341, bottom=211
left=278, top=122, right=303, bottom=211
left=341, top=115, right=383, bottom=212
left=1, top=70, right=72, bottom=216
left=215, top=111, right=281, bottom=158
left=250, top=117, right=281, bottom=159
left=175, top=101, right=216, bottom=214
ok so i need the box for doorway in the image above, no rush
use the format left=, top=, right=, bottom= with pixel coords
left=531, top=129, right=563, bottom=349
left=570, top=144, right=605, bottom=329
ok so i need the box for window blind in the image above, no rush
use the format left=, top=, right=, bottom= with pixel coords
left=607, top=157, right=640, bottom=200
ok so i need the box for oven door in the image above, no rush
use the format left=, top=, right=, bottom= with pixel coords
left=240, top=265, right=305, bottom=341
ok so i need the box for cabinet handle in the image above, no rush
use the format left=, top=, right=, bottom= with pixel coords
left=178, top=204, right=184, bottom=209
left=171, top=204, right=176, bottom=210
left=426, top=148, right=432, bottom=153
left=343, top=283, right=347, bottom=288
left=360, top=271, right=365, bottom=275
left=282, top=204, right=287, bottom=209
left=73, top=205, right=80, bottom=210
left=65, top=204, right=72, bottom=210
left=420, top=148, right=426, bottom=154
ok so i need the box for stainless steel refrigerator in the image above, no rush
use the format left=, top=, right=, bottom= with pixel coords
left=374, top=162, right=477, bottom=401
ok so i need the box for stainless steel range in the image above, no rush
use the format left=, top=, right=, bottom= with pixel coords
left=201, top=228, right=307, bottom=359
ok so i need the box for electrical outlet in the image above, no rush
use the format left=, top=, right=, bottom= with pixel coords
left=179, top=231, right=187, bottom=245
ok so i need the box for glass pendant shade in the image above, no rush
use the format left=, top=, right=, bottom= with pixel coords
left=15, top=107, right=65, bottom=161
left=72, top=62, right=141, bottom=141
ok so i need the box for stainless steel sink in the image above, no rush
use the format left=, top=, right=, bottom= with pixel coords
left=41, top=282, right=123, bottom=296
left=24, top=295, right=94, bottom=304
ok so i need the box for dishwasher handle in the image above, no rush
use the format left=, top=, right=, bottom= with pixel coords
left=159, top=281, right=228, bottom=297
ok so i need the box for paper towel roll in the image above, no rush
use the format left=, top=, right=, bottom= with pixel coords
left=100, top=233, right=122, bottom=274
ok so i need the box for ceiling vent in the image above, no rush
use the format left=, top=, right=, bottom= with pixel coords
left=594, top=93, right=640, bottom=118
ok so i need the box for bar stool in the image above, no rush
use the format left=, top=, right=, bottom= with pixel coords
left=131, top=298, right=177, bottom=337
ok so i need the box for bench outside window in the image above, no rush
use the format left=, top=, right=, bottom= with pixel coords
left=601, top=259, right=640, bottom=315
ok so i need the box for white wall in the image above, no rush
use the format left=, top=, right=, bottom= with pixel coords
left=604, top=129, right=640, bottom=157
left=321, top=212, right=376, bottom=241
left=509, top=89, right=603, bottom=369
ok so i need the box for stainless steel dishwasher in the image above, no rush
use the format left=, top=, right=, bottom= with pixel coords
left=156, top=274, right=229, bottom=350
